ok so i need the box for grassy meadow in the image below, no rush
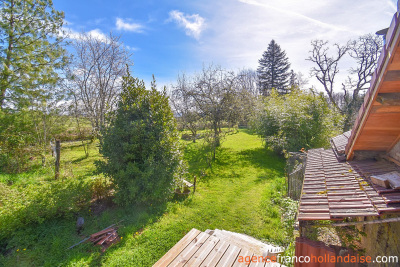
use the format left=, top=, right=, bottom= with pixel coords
left=0, top=130, right=295, bottom=266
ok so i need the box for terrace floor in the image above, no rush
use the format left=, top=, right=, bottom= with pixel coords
left=153, top=228, right=284, bottom=267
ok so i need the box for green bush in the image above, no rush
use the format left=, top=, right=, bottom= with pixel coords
left=97, top=74, right=183, bottom=205
left=91, top=176, right=114, bottom=200
left=256, top=89, right=344, bottom=154
left=0, top=109, right=70, bottom=173
left=0, top=110, right=35, bottom=173
left=0, top=179, right=91, bottom=241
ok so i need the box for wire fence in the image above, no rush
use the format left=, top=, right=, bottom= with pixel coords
left=286, top=152, right=307, bottom=200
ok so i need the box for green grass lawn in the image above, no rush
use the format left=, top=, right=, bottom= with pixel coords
left=0, top=130, right=292, bottom=267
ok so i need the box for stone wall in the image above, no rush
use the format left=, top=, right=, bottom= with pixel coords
left=357, top=214, right=400, bottom=265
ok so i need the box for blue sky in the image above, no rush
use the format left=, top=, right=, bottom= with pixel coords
left=54, top=0, right=398, bottom=90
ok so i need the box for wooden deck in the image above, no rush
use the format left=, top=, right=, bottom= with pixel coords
left=153, top=229, right=283, bottom=267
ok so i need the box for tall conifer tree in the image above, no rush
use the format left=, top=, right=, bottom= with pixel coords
left=0, top=0, right=67, bottom=109
left=257, top=40, right=291, bottom=96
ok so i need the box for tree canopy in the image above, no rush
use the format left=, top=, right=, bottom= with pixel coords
left=65, top=32, right=132, bottom=136
left=255, top=89, right=344, bottom=154
left=0, top=0, right=67, bottom=109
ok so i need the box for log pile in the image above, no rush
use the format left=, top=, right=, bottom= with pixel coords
left=88, top=226, right=119, bottom=252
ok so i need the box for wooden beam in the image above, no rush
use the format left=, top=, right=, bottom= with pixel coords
left=384, top=70, right=400, bottom=81
left=380, top=80, right=400, bottom=93
left=371, top=105, right=400, bottom=113
left=376, top=93, right=400, bottom=105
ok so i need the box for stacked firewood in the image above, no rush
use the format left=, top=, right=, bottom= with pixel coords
left=88, top=226, right=119, bottom=252
left=67, top=223, right=123, bottom=251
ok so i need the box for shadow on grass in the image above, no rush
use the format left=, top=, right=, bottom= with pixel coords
left=184, top=135, right=285, bottom=182
left=0, top=199, right=169, bottom=267
left=183, top=143, right=213, bottom=176
left=184, top=143, right=239, bottom=182
left=239, top=147, right=284, bottom=171
left=71, top=155, right=89, bottom=164
left=239, top=147, right=285, bottom=183
left=239, top=127, right=258, bottom=135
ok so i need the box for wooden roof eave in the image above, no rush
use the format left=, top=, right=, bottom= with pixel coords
left=346, top=12, right=400, bottom=160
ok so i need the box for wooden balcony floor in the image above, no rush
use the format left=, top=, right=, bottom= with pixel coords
left=153, top=228, right=284, bottom=267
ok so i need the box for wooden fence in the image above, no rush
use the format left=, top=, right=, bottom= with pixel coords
left=286, top=152, right=307, bottom=200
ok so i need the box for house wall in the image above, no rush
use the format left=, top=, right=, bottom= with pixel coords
left=357, top=214, right=400, bottom=265
left=388, top=141, right=400, bottom=162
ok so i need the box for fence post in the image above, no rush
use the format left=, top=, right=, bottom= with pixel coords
left=55, top=140, right=61, bottom=179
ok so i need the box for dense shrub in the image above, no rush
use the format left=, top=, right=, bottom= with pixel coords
left=0, top=179, right=91, bottom=241
left=256, top=89, right=344, bottom=154
left=0, top=110, right=70, bottom=173
left=0, top=110, right=35, bottom=172
left=98, top=74, right=183, bottom=205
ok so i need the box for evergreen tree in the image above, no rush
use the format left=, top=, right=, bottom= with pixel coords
left=257, top=40, right=291, bottom=96
left=98, top=72, right=183, bottom=204
left=289, top=69, right=298, bottom=88
left=0, top=0, right=67, bottom=109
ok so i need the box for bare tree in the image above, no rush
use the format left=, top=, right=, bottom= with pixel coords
left=192, top=65, right=238, bottom=152
left=307, top=34, right=382, bottom=130
left=307, top=40, right=349, bottom=111
left=342, top=34, right=382, bottom=129
left=295, top=72, right=309, bottom=89
left=170, top=73, right=202, bottom=142
left=66, top=32, right=132, bottom=137
left=171, top=65, right=239, bottom=161
left=235, top=69, right=260, bottom=126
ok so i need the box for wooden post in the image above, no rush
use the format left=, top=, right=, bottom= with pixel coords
left=55, top=140, right=60, bottom=179
left=193, top=176, right=197, bottom=193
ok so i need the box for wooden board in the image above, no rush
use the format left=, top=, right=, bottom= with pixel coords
left=153, top=229, right=201, bottom=267
left=231, top=249, right=253, bottom=267
left=185, top=235, right=220, bottom=267
left=380, top=80, right=400, bottom=93
left=200, top=240, right=230, bottom=266
left=215, top=244, right=241, bottom=267
left=168, top=232, right=210, bottom=266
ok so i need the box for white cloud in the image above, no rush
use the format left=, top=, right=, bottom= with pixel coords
left=238, top=0, right=354, bottom=34
left=191, top=0, right=397, bottom=91
left=87, top=29, right=108, bottom=42
left=63, top=19, right=73, bottom=26
left=168, top=10, right=205, bottom=40
left=126, top=45, right=138, bottom=51
left=62, top=27, right=108, bottom=42
left=116, top=18, right=144, bottom=32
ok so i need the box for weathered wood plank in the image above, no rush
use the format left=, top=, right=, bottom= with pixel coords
left=231, top=249, right=253, bottom=267
left=153, top=228, right=201, bottom=267
left=249, top=257, right=266, bottom=267
left=200, top=240, right=230, bottom=267
left=215, top=244, right=241, bottom=267
left=185, top=235, right=220, bottom=267
left=168, top=232, right=210, bottom=267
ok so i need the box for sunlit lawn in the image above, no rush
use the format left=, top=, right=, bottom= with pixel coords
left=0, top=130, right=288, bottom=267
